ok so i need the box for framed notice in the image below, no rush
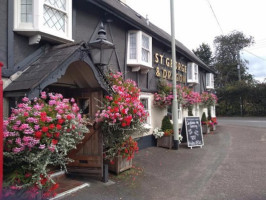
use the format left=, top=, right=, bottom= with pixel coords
left=182, top=117, right=204, bottom=149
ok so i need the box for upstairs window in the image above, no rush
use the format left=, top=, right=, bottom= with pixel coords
left=14, top=0, right=72, bottom=44
left=206, top=73, right=214, bottom=89
left=43, top=0, right=67, bottom=33
left=127, top=30, right=152, bottom=73
left=21, top=0, right=33, bottom=23
left=187, top=62, right=199, bottom=84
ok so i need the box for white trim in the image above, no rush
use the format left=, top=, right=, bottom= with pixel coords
left=187, top=62, right=199, bottom=84
left=206, top=73, right=214, bottom=89
left=139, top=94, right=152, bottom=126
left=127, top=30, right=152, bottom=71
left=14, top=0, right=73, bottom=44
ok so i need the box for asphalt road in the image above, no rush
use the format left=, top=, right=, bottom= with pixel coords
left=63, top=117, right=266, bottom=200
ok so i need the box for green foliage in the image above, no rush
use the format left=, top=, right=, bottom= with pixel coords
left=201, top=112, right=207, bottom=123
left=161, top=115, right=173, bottom=132
left=193, top=43, right=213, bottom=66
left=213, top=31, right=254, bottom=87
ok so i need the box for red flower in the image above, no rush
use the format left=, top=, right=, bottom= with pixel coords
left=46, top=132, right=52, bottom=138
left=72, top=125, right=75, bottom=130
left=58, top=119, right=64, bottom=124
left=54, top=132, right=60, bottom=138
left=35, top=131, right=42, bottom=138
left=24, top=112, right=29, bottom=117
left=42, top=126, right=48, bottom=132
left=110, top=160, right=115, bottom=165
left=56, top=124, right=62, bottom=130
left=67, top=115, right=72, bottom=120
left=40, top=112, right=47, bottom=122
left=52, top=139, right=58, bottom=145
left=49, top=124, right=55, bottom=129
left=49, top=183, right=59, bottom=191
left=114, top=107, right=119, bottom=113
left=121, top=122, right=127, bottom=127
left=25, top=173, right=32, bottom=178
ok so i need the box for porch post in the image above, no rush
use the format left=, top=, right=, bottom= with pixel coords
left=0, top=62, right=3, bottom=197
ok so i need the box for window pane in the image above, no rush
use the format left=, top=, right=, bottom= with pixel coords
left=45, top=0, right=66, bottom=11
left=142, top=49, right=149, bottom=62
left=20, top=0, right=32, bottom=23
left=43, top=5, right=66, bottom=32
left=140, top=98, right=148, bottom=110
left=142, top=34, right=149, bottom=49
left=129, top=33, right=137, bottom=59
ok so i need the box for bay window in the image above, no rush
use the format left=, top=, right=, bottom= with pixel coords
left=14, top=0, right=72, bottom=44
left=187, top=62, right=199, bottom=84
left=127, top=30, right=152, bottom=73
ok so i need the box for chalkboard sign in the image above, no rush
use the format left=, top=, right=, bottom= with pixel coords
left=182, top=117, right=204, bottom=149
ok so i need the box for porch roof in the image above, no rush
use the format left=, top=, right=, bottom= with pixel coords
left=4, top=42, right=108, bottom=98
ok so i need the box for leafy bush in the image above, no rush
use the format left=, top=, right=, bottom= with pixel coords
left=3, top=92, right=88, bottom=199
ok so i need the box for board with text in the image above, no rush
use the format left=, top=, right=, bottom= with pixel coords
left=182, top=117, right=204, bottom=148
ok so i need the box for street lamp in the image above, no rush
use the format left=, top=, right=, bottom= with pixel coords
left=87, top=22, right=114, bottom=69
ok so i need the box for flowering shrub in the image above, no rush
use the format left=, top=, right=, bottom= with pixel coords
left=211, top=117, right=218, bottom=125
left=200, top=92, right=218, bottom=107
left=95, top=72, right=148, bottom=160
left=182, top=87, right=201, bottom=109
left=153, top=79, right=184, bottom=107
left=152, top=127, right=165, bottom=139
left=118, top=136, right=139, bottom=161
left=3, top=92, right=88, bottom=199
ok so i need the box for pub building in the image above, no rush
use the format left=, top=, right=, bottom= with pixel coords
left=1, top=0, right=216, bottom=149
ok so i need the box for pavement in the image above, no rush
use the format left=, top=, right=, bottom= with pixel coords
left=58, top=117, right=266, bottom=200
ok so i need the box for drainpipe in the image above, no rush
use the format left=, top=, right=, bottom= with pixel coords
left=0, top=62, right=3, bottom=198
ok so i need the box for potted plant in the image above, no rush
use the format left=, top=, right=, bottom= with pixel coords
left=155, top=115, right=174, bottom=149
left=3, top=92, right=88, bottom=200
left=105, top=136, right=138, bottom=174
left=211, top=117, right=218, bottom=131
left=201, top=112, right=210, bottom=134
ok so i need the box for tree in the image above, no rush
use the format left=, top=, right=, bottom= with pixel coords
left=193, top=43, right=213, bottom=66
left=213, top=31, right=254, bottom=87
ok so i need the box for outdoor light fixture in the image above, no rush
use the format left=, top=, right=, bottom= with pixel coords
left=87, top=22, right=114, bottom=67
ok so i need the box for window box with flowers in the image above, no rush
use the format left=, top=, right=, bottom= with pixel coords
left=104, top=137, right=138, bottom=174
left=95, top=72, right=148, bottom=174
left=3, top=92, right=88, bottom=200
left=153, top=116, right=182, bottom=149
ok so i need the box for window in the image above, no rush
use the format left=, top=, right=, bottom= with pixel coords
left=43, top=0, right=67, bottom=33
left=127, top=30, right=152, bottom=73
left=187, top=62, right=199, bottom=84
left=140, top=95, right=152, bottom=126
left=21, top=0, right=33, bottom=23
left=14, top=0, right=72, bottom=44
left=206, top=73, right=214, bottom=89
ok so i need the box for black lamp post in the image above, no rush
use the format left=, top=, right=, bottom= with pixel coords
left=87, top=22, right=114, bottom=68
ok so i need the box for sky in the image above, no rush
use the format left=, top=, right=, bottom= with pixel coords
left=126, top=0, right=266, bottom=82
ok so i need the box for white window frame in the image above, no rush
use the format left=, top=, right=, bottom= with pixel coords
left=187, top=62, right=199, bottom=84
left=14, top=0, right=73, bottom=44
left=206, top=73, right=214, bottom=89
left=139, top=94, right=152, bottom=127
left=127, top=30, right=152, bottom=72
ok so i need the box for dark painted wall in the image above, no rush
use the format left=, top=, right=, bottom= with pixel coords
left=1, top=0, right=206, bottom=94
left=0, top=0, right=8, bottom=67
